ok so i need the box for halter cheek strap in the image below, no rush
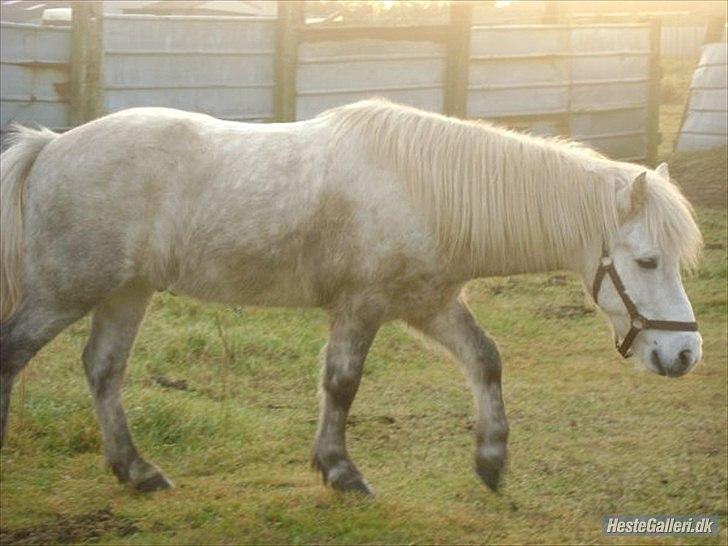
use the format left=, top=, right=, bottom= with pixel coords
left=592, top=248, right=698, bottom=358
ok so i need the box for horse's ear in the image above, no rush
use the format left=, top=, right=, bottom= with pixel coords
left=630, top=172, right=648, bottom=213
left=618, top=172, right=648, bottom=217
left=655, top=162, right=670, bottom=179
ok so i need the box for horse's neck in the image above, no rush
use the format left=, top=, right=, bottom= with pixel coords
left=456, top=246, right=580, bottom=280
left=449, top=158, right=614, bottom=281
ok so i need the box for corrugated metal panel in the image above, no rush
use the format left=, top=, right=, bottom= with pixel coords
left=571, top=80, right=648, bottom=110
left=570, top=25, right=648, bottom=52
left=579, top=133, right=647, bottom=161
left=468, top=85, right=568, bottom=118
left=469, top=57, right=567, bottom=87
left=295, top=39, right=446, bottom=120
left=687, top=88, right=727, bottom=110
left=103, top=15, right=276, bottom=121
left=103, top=14, right=276, bottom=50
left=677, top=42, right=728, bottom=151
left=571, top=54, right=648, bottom=80
left=0, top=21, right=71, bottom=62
left=470, top=26, right=567, bottom=57
left=0, top=22, right=70, bottom=130
left=467, top=24, right=651, bottom=161
left=468, top=27, right=568, bottom=118
left=661, top=25, right=707, bottom=60
left=690, top=64, right=728, bottom=89
left=570, top=107, right=646, bottom=136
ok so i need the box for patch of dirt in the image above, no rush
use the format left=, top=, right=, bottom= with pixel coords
left=152, top=374, right=188, bottom=390
left=0, top=509, right=138, bottom=545
left=668, top=147, right=727, bottom=210
left=537, top=304, right=595, bottom=319
left=486, top=278, right=522, bottom=295
left=542, top=274, right=569, bottom=287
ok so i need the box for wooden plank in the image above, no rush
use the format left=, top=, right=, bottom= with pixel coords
left=301, top=24, right=450, bottom=44
left=70, top=1, right=104, bottom=125
left=274, top=0, right=303, bottom=122
left=444, top=1, right=473, bottom=118
left=704, top=15, right=726, bottom=44
left=646, top=18, right=662, bottom=165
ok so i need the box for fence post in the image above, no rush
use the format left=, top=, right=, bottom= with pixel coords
left=275, top=1, right=303, bottom=122
left=444, top=1, right=473, bottom=118
left=704, top=15, right=726, bottom=44
left=646, top=18, right=662, bottom=166
left=70, top=1, right=104, bottom=126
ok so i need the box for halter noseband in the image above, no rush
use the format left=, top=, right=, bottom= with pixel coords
left=592, top=246, right=698, bottom=358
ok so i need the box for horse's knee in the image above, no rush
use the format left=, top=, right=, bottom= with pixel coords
left=82, top=320, right=133, bottom=389
left=323, top=363, right=360, bottom=411
left=82, top=342, right=126, bottom=399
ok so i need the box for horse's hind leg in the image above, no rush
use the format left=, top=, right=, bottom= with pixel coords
left=1, top=302, right=87, bottom=445
left=312, top=297, right=383, bottom=494
left=82, top=280, right=172, bottom=492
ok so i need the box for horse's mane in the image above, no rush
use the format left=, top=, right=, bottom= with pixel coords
left=322, top=99, right=701, bottom=274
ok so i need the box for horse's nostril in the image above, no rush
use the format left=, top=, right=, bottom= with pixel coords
left=650, top=350, right=666, bottom=375
left=679, top=349, right=693, bottom=369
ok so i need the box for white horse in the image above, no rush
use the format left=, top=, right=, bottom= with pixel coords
left=0, top=99, right=702, bottom=494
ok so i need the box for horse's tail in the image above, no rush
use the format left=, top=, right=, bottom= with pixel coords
left=0, top=125, right=58, bottom=322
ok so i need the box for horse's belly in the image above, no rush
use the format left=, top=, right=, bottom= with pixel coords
left=169, top=251, right=319, bottom=308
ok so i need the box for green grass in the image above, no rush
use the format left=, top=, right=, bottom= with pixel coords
left=1, top=208, right=725, bottom=545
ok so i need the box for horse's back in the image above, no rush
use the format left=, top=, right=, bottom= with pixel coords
left=21, top=107, right=445, bottom=315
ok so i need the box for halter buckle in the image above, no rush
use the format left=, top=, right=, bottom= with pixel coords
left=600, top=257, right=612, bottom=267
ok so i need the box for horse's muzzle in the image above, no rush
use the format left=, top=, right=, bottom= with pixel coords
left=650, top=347, right=699, bottom=378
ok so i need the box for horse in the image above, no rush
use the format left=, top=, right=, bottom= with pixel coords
left=0, top=99, right=703, bottom=494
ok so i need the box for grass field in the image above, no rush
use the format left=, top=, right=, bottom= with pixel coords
left=0, top=60, right=726, bottom=545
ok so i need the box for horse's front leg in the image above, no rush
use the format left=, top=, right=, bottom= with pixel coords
left=312, top=297, right=382, bottom=495
left=411, top=297, right=509, bottom=491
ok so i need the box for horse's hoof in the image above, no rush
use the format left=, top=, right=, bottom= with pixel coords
left=134, top=472, right=174, bottom=492
left=314, top=456, right=374, bottom=496
left=475, top=452, right=505, bottom=492
left=476, top=464, right=501, bottom=492
left=330, top=474, right=374, bottom=496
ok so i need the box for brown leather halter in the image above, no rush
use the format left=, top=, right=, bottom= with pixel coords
left=592, top=247, right=698, bottom=358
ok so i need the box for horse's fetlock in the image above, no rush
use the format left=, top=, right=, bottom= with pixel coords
left=311, top=447, right=347, bottom=474
left=326, top=458, right=358, bottom=482
left=110, top=461, right=130, bottom=483
left=477, top=443, right=507, bottom=466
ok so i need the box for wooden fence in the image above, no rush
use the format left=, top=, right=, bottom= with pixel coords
left=0, top=2, right=664, bottom=165
left=103, top=14, right=276, bottom=122
left=0, top=21, right=71, bottom=130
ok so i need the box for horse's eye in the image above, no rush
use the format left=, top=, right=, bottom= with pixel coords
left=636, top=257, right=658, bottom=269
